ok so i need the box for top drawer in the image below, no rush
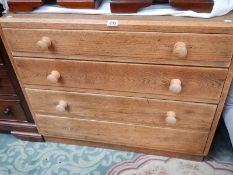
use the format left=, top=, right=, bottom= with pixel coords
left=3, top=28, right=233, bottom=67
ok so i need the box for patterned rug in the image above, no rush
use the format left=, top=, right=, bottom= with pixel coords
left=0, top=119, right=232, bottom=175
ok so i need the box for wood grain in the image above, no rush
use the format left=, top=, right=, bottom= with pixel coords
left=0, top=36, right=35, bottom=123
left=0, top=68, right=15, bottom=95
left=0, top=95, right=18, bottom=101
left=45, top=136, right=204, bottom=160
left=1, top=12, right=233, bottom=158
left=1, top=13, right=233, bottom=35
left=204, top=61, right=233, bottom=155
left=9, top=53, right=231, bottom=68
left=11, top=131, right=44, bottom=142
left=169, top=0, right=214, bottom=12
left=110, top=0, right=152, bottom=13
left=0, top=100, right=26, bottom=122
left=8, top=0, right=43, bottom=12
left=0, top=27, right=42, bottom=140
left=25, top=88, right=217, bottom=131
left=57, top=0, right=103, bottom=9
left=15, top=57, right=227, bottom=104
left=0, top=120, right=38, bottom=133
left=3, top=28, right=233, bottom=67
left=110, top=0, right=213, bottom=13
left=36, top=114, right=209, bottom=155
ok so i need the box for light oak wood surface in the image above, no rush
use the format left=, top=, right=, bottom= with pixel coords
left=14, top=57, right=227, bottom=104
left=3, top=28, right=233, bottom=67
left=1, top=13, right=233, bottom=160
left=25, top=88, right=217, bottom=131
left=45, top=136, right=204, bottom=161
left=204, top=61, right=233, bottom=155
left=23, top=84, right=231, bottom=106
left=36, top=114, right=208, bottom=155
left=1, top=13, right=233, bottom=35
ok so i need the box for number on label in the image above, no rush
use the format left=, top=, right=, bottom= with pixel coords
left=107, top=20, right=119, bottom=27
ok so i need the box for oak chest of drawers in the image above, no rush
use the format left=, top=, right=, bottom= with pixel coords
left=1, top=13, right=233, bottom=160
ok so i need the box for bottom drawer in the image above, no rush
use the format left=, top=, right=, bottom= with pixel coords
left=0, top=100, right=26, bottom=121
left=36, top=114, right=208, bottom=155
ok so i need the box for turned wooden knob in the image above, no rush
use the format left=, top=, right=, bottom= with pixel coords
left=166, top=111, right=177, bottom=126
left=169, top=79, right=182, bottom=94
left=36, top=37, right=52, bottom=51
left=56, top=100, right=68, bottom=113
left=47, top=70, right=60, bottom=83
left=173, top=42, right=187, bottom=58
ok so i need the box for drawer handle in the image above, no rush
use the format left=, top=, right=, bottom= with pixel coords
left=36, top=37, right=52, bottom=51
left=173, top=42, right=187, bottom=58
left=166, top=111, right=177, bottom=126
left=47, top=70, right=60, bottom=83
left=169, top=79, right=182, bottom=94
left=56, top=100, right=68, bottom=113
left=3, top=107, right=11, bottom=115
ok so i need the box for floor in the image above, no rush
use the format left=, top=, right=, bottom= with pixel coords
left=0, top=119, right=232, bottom=175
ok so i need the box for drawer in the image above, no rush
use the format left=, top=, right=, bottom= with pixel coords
left=0, top=57, right=3, bottom=66
left=0, top=100, right=26, bottom=122
left=4, top=28, right=233, bottom=67
left=0, top=68, right=16, bottom=95
left=26, top=88, right=216, bottom=131
left=16, top=57, right=228, bottom=103
left=36, top=114, right=208, bottom=155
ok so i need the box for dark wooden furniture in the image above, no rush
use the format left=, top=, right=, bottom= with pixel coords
left=57, top=0, right=103, bottom=9
left=0, top=37, right=43, bottom=142
left=7, top=0, right=213, bottom=12
left=8, top=0, right=43, bottom=12
left=110, top=0, right=152, bottom=13
left=8, top=0, right=103, bottom=12
left=110, top=0, right=214, bottom=13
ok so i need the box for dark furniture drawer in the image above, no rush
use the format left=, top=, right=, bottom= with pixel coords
left=0, top=100, right=27, bottom=122
left=0, top=68, right=16, bottom=95
left=0, top=38, right=43, bottom=142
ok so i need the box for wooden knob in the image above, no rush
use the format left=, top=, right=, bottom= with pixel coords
left=56, top=100, right=68, bottom=113
left=173, top=42, right=187, bottom=58
left=36, top=37, right=51, bottom=51
left=47, top=70, right=60, bottom=83
left=166, top=111, right=177, bottom=126
left=169, top=79, right=182, bottom=94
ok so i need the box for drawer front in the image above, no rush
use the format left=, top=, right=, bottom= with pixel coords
left=4, top=28, right=233, bottom=67
left=0, top=69, right=15, bottom=95
left=0, top=100, right=26, bottom=121
left=36, top=114, right=208, bottom=155
left=0, top=57, right=3, bottom=66
left=16, top=57, right=227, bottom=103
left=26, top=88, right=216, bottom=131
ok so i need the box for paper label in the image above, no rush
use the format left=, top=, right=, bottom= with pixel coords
left=107, top=20, right=119, bottom=27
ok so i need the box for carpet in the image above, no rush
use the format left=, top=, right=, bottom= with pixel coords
left=0, top=119, right=232, bottom=175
